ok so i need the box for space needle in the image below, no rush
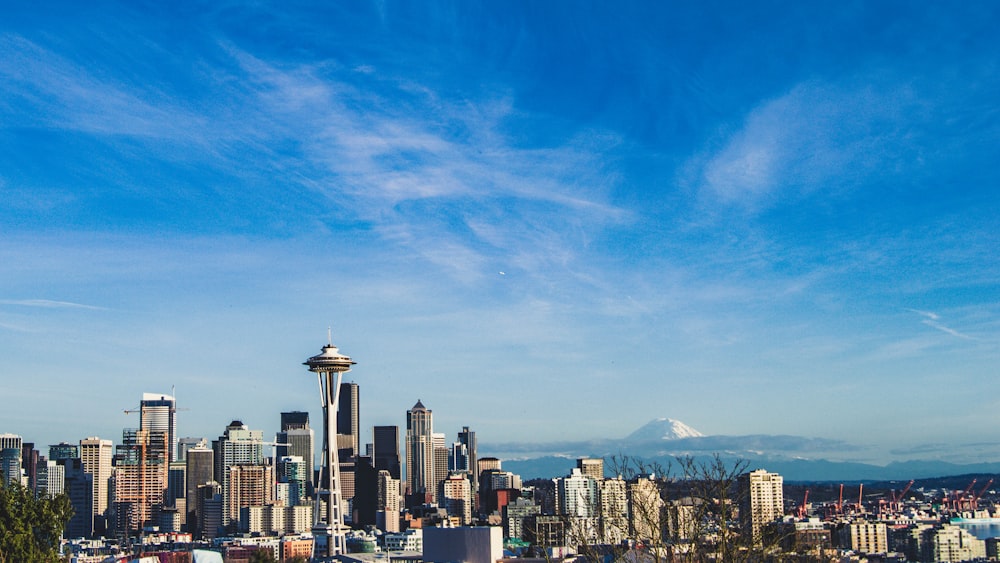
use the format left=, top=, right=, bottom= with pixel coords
left=304, top=333, right=356, bottom=559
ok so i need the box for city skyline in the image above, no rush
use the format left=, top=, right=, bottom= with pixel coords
left=3, top=3, right=1000, bottom=461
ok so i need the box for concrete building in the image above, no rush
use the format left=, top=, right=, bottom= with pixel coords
left=628, top=475, right=663, bottom=544
left=555, top=468, right=598, bottom=518
left=212, top=420, right=264, bottom=526
left=599, top=477, right=628, bottom=544
left=577, top=457, right=604, bottom=481
left=112, top=428, right=169, bottom=534
left=44, top=459, right=65, bottom=496
left=841, top=521, right=887, bottom=555
left=440, top=473, right=473, bottom=525
left=244, top=504, right=313, bottom=535
left=227, top=464, right=274, bottom=529
left=80, top=436, right=113, bottom=531
left=923, top=524, right=985, bottom=562
left=423, top=526, right=503, bottom=563
left=504, top=496, right=541, bottom=541
left=738, top=469, right=784, bottom=544
left=384, top=528, right=423, bottom=551
left=377, top=469, right=401, bottom=532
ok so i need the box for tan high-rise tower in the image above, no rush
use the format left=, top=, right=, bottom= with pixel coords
left=80, top=437, right=113, bottom=530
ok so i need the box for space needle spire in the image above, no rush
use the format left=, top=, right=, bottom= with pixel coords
left=304, top=336, right=356, bottom=559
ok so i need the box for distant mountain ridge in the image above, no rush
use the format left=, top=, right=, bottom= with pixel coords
left=487, top=416, right=1000, bottom=482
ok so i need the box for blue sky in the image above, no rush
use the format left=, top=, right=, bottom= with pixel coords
left=2, top=2, right=1000, bottom=464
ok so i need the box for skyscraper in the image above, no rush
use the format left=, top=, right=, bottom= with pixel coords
left=432, top=433, right=449, bottom=502
left=80, top=437, right=113, bottom=533
left=439, top=473, right=473, bottom=525
left=405, top=400, right=433, bottom=506
left=49, top=442, right=79, bottom=462
left=112, top=429, right=169, bottom=534
left=373, top=425, right=401, bottom=480
left=0, top=446, right=20, bottom=486
left=337, top=382, right=360, bottom=461
left=738, top=468, right=784, bottom=544
left=140, top=392, right=178, bottom=462
left=577, top=458, right=604, bottom=481
left=186, top=445, right=214, bottom=533
left=277, top=412, right=315, bottom=496
left=458, top=426, right=478, bottom=494
left=212, top=420, right=264, bottom=526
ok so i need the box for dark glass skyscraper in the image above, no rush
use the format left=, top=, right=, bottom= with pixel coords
left=337, top=382, right=360, bottom=461
left=373, top=425, right=400, bottom=480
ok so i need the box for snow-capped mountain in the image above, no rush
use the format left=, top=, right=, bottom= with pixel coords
left=626, top=418, right=705, bottom=441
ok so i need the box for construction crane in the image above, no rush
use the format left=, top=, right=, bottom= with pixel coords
left=798, top=489, right=810, bottom=519
left=892, top=479, right=915, bottom=512
left=954, top=478, right=978, bottom=511
left=971, top=478, right=994, bottom=511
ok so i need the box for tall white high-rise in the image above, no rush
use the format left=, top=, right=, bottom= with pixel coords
left=140, top=393, right=177, bottom=462
left=739, top=468, right=784, bottom=544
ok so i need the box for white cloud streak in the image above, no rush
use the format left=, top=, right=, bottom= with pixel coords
left=0, top=299, right=105, bottom=310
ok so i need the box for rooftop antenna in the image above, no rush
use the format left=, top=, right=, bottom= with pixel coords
left=327, top=326, right=332, bottom=345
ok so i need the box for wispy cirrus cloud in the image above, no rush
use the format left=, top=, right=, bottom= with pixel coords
left=0, top=299, right=105, bottom=310
left=908, top=308, right=975, bottom=340
left=221, top=46, right=630, bottom=284
left=0, top=34, right=210, bottom=142
left=687, top=77, right=920, bottom=211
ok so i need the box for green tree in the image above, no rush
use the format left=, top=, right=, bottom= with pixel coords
left=248, top=549, right=278, bottom=563
left=0, top=482, right=74, bottom=563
